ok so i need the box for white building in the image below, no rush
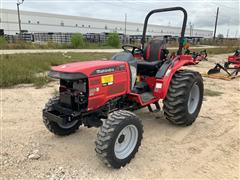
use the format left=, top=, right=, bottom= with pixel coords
left=0, top=9, right=213, bottom=38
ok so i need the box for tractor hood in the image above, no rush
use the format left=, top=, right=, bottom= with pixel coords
left=49, top=60, right=126, bottom=79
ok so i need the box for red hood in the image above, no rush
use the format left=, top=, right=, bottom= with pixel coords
left=51, top=60, right=126, bottom=77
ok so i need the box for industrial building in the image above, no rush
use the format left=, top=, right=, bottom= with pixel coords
left=1, top=9, right=213, bottom=38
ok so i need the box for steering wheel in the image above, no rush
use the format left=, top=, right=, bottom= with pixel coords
left=122, top=44, right=143, bottom=55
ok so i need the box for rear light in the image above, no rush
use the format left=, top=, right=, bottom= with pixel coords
left=154, top=82, right=163, bottom=93
left=155, top=83, right=162, bottom=89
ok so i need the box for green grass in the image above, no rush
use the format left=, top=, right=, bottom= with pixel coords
left=192, top=46, right=239, bottom=55
left=1, top=40, right=118, bottom=50
left=0, top=53, right=113, bottom=88
left=200, top=39, right=240, bottom=46
left=1, top=46, right=239, bottom=88
left=168, top=46, right=240, bottom=55
left=204, top=89, right=223, bottom=97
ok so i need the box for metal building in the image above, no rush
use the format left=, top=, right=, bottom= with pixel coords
left=0, top=9, right=213, bottom=38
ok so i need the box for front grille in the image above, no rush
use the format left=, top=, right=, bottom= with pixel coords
left=59, top=79, right=88, bottom=111
left=60, top=93, right=72, bottom=107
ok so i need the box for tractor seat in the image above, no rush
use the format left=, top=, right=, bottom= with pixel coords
left=143, top=38, right=168, bottom=62
left=137, top=38, right=168, bottom=76
left=137, top=61, right=162, bottom=76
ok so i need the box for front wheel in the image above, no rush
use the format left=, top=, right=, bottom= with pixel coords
left=95, top=110, right=143, bottom=169
left=42, top=96, right=81, bottom=136
left=163, top=70, right=204, bottom=126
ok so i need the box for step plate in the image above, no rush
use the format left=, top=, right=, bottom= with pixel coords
left=140, top=92, right=155, bottom=103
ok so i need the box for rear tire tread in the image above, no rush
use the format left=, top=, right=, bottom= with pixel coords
left=163, top=70, right=203, bottom=126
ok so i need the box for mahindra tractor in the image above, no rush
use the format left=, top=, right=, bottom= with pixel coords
left=43, top=7, right=204, bottom=168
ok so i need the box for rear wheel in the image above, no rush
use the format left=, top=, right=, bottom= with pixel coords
left=163, top=70, right=204, bottom=126
left=42, top=96, right=81, bottom=136
left=95, top=110, right=143, bottom=169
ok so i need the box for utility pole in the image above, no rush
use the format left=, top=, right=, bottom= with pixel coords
left=124, top=13, right=127, bottom=44
left=213, top=7, right=219, bottom=40
left=226, top=29, right=230, bottom=38
left=192, top=24, right=194, bottom=37
left=189, top=22, right=191, bottom=36
left=17, top=0, right=24, bottom=39
left=189, top=22, right=193, bottom=37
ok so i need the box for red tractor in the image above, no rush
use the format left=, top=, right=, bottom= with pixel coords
left=208, top=49, right=240, bottom=78
left=43, top=7, right=204, bottom=168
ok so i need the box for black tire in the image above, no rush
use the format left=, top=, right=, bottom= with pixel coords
left=163, top=70, right=204, bottom=126
left=42, top=96, right=81, bottom=136
left=95, top=110, right=143, bottom=169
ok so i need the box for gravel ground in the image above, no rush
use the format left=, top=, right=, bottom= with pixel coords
left=1, top=54, right=239, bottom=179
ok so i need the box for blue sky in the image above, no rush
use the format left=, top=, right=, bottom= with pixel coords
left=1, top=0, right=239, bottom=37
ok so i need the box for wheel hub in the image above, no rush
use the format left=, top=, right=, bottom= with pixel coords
left=188, top=83, right=200, bottom=114
left=114, top=125, right=138, bottom=160
left=118, top=134, right=125, bottom=144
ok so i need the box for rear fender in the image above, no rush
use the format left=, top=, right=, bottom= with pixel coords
left=154, top=55, right=195, bottom=99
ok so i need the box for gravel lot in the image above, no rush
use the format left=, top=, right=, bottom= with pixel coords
left=1, top=54, right=239, bottom=179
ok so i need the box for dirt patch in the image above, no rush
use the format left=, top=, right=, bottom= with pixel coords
left=1, top=54, right=239, bottom=179
left=204, top=89, right=223, bottom=97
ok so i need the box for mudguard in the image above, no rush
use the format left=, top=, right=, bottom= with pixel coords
left=155, top=60, right=174, bottom=78
left=154, top=55, right=196, bottom=99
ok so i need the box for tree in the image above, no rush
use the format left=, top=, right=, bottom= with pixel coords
left=107, top=33, right=120, bottom=48
left=71, top=33, right=85, bottom=48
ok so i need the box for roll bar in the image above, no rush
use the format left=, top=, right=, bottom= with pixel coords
left=141, top=7, right=188, bottom=55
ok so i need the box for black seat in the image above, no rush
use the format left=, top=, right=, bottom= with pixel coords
left=143, top=38, right=168, bottom=61
left=137, top=38, right=169, bottom=76
left=137, top=61, right=162, bottom=76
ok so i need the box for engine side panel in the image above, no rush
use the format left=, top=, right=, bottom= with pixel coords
left=87, top=70, right=130, bottom=111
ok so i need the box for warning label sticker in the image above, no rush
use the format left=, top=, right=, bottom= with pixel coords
left=101, top=75, right=113, bottom=86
